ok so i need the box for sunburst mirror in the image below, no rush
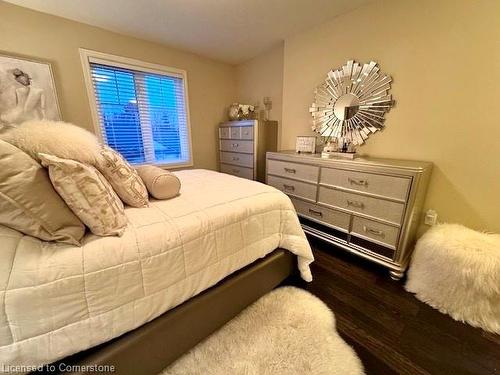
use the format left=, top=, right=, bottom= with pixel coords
left=309, top=60, right=393, bottom=155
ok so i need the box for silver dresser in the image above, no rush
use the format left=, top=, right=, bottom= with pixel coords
left=266, top=151, right=432, bottom=280
left=219, top=120, right=277, bottom=182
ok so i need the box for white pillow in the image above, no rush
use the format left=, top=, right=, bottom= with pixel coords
left=0, top=120, right=102, bottom=166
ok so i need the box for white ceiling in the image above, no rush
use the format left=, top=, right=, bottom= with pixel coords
left=5, top=0, right=371, bottom=64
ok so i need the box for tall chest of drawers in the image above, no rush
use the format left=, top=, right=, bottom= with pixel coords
left=219, top=120, right=277, bottom=182
left=266, top=151, right=432, bottom=280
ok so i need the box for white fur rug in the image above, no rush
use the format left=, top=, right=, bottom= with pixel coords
left=161, top=286, right=364, bottom=375
left=406, top=224, right=500, bottom=334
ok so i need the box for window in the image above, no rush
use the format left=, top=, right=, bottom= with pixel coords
left=80, top=49, right=192, bottom=167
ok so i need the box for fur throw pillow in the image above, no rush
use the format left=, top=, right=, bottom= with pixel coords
left=0, top=120, right=102, bottom=166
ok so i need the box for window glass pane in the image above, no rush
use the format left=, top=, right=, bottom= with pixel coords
left=89, top=61, right=191, bottom=167
left=92, top=66, right=145, bottom=163
left=144, top=75, right=182, bottom=162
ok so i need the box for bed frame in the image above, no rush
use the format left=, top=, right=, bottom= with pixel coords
left=42, top=249, right=296, bottom=375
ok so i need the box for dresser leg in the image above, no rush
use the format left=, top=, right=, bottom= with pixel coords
left=389, top=270, right=404, bottom=281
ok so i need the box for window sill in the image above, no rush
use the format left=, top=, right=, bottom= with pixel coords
left=133, top=160, right=194, bottom=170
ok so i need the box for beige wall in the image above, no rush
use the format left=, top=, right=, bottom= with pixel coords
left=281, top=0, right=500, bottom=233
left=236, top=43, right=284, bottom=145
left=0, top=1, right=236, bottom=170
left=2, top=0, right=499, bottom=232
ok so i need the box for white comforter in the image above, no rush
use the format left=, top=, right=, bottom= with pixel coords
left=0, top=169, right=313, bottom=369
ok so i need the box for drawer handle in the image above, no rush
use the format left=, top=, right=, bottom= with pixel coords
left=363, top=225, right=385, bottom=237
left=232, top=143, right=239, bottom=148
left=348, top=178, right=368, bottom=186
left=283, top=184, right=295, bottom=192
left=347, top=200, right=365, bottom=209
left=308, top=208, right=323, bottom=217
left=232, top=157, right=240, bottom=161
left=232, top=169, right=240, bottom=173
left=284, top=167, right=296, bottom=174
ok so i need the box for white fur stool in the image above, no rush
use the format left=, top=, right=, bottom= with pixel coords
left=405, top=224, right=500, bottom=334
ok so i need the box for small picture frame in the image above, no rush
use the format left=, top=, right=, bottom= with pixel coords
left=295, top=136, right=316, bottom=154
left=0, top=52, right=61, bottom=126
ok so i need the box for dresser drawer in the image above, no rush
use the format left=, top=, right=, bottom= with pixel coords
left=219, top=127, right=231, bottom=139
left=220, top=140, right=254, bottom=153
left=351, top=216, right=400, bottom=249
left=320, top=167, right=410, bottom=201
left=230, top=127, right=241, bottom=139
left=231, top=126, right=254, bottom=140
left=318, top=187, right=405, bottom=225
left=220, top=163, right=254, bottom=179
left=240, top=127, right=253, bottom=140
left=268, top=175, right=317, bottom=201
left=220, top=152, right=253, bottom=168
left=267, top=159, right=319, bottom=183
left=291, top=198, right=350, bottom=231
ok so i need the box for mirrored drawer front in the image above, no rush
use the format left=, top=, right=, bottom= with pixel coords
left=239, top=127, right=254, bottom=140
left=318, top=187, right=405, bottom=225
left=220, top=152, right=253, bottom=168
left=320, top=168, right=410, bottom=201
left=291, top=197, right=350, bottom=231
left=219, top=127, right=231, bottom=139
left=220, top=163, right=254, bottom=179
left=267, top=175, right=317, bottom=201
left=351, top=216, right=400, bottom=249
left=267, top=159, right=319, bottom=183
left=228, top=126, right=253, bottom=140
left=220, top=140, right=254, bottom=153
left=230, top=127, right=240, bottom=139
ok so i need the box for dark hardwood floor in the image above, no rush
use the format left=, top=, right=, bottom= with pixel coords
left=287, top=237, right=500, bottom=375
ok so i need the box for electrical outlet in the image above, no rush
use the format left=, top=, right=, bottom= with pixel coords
left=424, top=209, right=438, bottom=226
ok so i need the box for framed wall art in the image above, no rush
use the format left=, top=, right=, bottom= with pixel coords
left=0, top=53, right=61, bottom=126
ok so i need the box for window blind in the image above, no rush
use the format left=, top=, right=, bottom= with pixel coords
left=89, top=62, right=191, bottom=166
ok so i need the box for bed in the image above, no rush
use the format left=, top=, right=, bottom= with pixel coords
left=0, top=169, right=313, bottom=372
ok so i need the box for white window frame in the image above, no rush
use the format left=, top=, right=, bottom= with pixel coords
left=79, top=48, right=194, bottom=169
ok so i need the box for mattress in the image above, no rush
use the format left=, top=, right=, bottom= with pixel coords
left=0, top=169, right=313, bottom=370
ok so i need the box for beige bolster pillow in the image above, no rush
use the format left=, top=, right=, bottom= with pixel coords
left=136, top=165, right=181, bottom=200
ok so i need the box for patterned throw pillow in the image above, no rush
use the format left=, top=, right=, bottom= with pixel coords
left=97, top=146, right=149, bottom=208
left=39, top=153, right=128, bottom=237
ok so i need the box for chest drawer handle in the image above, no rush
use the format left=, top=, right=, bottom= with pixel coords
left=283, top=184, right=295, bottom=192
left=363, top=226, right=385, bottom=237
left=348, top=178, right=368, bottom=186
left=232, top=143, right=239, bottom=148
left=308, top=208, right=323, bottom=217
left=232, top=157, right=240, bottom=161
left=284, top=167, right=296, bottom=174
left=347, top=200, right=365, bottom=209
